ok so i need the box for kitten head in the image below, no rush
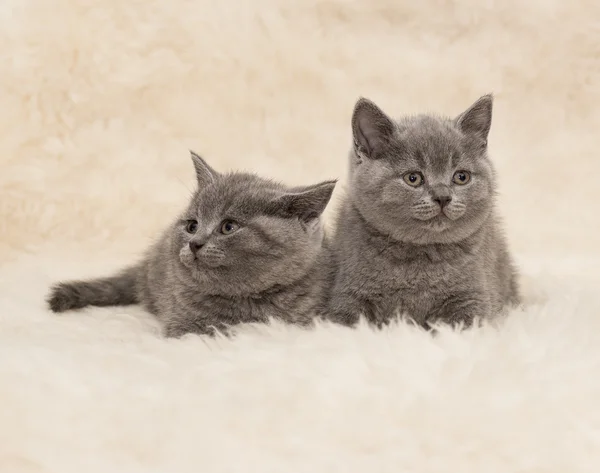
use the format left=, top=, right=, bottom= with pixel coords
left=349, top=95, right=496, bottom=245
left=174, top=151, right=336, bottom=295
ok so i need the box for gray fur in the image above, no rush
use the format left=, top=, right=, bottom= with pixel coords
left=47, top=152, right=336, bottom=337
left=326, top=95, right=520, bottom=329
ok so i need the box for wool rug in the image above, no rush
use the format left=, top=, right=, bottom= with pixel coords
left=1, top=0, right=600, bottom=471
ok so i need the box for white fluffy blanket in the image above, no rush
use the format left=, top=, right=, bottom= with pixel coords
left=1, top=0, right=600, bottom=471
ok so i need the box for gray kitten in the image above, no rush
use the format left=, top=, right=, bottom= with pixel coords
left=48, top=152, right=337, bottom=337
left=326, top=95, right=520, bottom=328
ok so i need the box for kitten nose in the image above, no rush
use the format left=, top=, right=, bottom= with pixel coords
left=189, top=240, right=204, bottom=253
left=434, top=195, right=452, bottom=208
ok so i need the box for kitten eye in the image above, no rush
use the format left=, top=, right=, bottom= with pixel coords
left=220, top=220, right=240, bottom=235
left=452, top=171, right=471, bottom=185
left=403, top=172, right=424, bottom=187
left=185, top=220, right=199, bottom=234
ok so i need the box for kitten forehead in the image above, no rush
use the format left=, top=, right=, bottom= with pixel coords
left=394, top=115, right=471, bottom=173
left=191, top=173, right=283, bottom=219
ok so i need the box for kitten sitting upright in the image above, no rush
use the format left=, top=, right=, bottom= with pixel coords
left=48, top=152, right=337, bottom=337
left=327, top=95, right=520, bottom=329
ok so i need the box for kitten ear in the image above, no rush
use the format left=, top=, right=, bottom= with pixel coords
left=455, top=94, right=493, bottom=144
left=190, top=150, right=218, bottom=187
left=273, top=180, right=337, bottom=224
left=352, top=97, right=396, bottom=160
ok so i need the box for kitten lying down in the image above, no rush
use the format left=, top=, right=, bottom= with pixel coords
left=47, top=152, right=336, bottom=337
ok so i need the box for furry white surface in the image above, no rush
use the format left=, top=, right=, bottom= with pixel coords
left=1, top=0, right=600, bottom=471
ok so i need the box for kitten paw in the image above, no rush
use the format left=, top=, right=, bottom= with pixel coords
left=427, top=293, right=490, bottom=329
left=163, top=323, right=197, bottom=338
left=163, top=320, right=227, bottom=338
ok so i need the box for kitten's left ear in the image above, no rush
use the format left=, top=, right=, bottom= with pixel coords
left=190, top=150, right=219, bottom=187
left=455, top=94, right=493, bottom=144
left=273, top=180, right=337, bottom=224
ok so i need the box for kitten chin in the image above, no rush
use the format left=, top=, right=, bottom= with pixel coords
left=423, top=216, right=453, bottom=232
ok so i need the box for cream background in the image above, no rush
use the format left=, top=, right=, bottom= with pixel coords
left=1, top=0, right=600, bottom=471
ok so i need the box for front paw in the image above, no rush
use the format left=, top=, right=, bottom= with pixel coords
left=163, top=319, right=228, bottom=338
left=325, top=296, right=361, bottom=327
left=428, top=294, right=490, bottom=329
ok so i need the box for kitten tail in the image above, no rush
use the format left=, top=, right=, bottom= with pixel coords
left=47, top=266, right=140, bottom=313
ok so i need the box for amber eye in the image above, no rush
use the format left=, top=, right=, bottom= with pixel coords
left=220, top=220, right=240, bottom=235
left=185, top=220, right=198, bottom=234
left=403, top=172, right=424, bottom=187
left=452, top=171, right=471, bottom=185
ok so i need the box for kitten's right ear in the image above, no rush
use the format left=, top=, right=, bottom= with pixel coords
left=352, top=97, right=396, bottom=160
left=190, top=150, right=218, bottom=187
left=273, top=180, right=337, bottom=224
